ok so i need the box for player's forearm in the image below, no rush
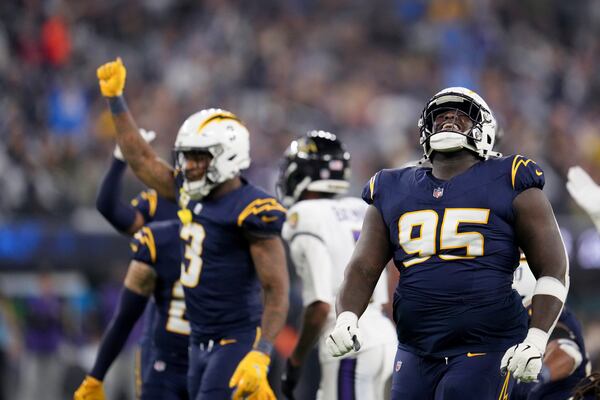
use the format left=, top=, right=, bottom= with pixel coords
left=336, top=262, right=379, bottom=318
left=530, top=295, right=565, bottom=333
left=108, top=98, right=176, bottom=200
left=291, top=302, right=330, bottom=365
left=260, top=285, right=289, bottom=344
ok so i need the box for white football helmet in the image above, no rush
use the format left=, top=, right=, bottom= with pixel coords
left=418, top=87, right=501, bottom=160
left=174, top=108, right=250, bottom=200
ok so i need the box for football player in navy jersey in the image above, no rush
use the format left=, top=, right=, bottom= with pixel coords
left=326, top=86, right=570, bottom=399
left=74, top=220, right=190, bottom=400
left=96, top=58, right=289, bottom=400
left=512, top=257, right=591, bottom=400
left=94, top=127, right=180, bottom=398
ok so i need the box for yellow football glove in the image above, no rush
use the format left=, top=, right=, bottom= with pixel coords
left=229, top=350, right=271, bottom=399
left=96, top=57, right=127, bottom=97
left=246, top=380, right=276, bottom=400
left=74, top=375, right=105, bottom=400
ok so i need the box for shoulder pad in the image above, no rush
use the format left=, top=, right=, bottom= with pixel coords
left=130, top=189, right=158, bottom=222
left=361, top=171, right=382, bottom=205
left=237, top=197, right=286, bottom=235
left=130, top=225, right=158, bottom=264
left=130, top=220, right=180, bottom=264
left=510, top=155, right=545, bottom=193
left=282, top=200, right=326, bottom=242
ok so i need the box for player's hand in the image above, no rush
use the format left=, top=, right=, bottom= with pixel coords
left=97, top=57, right=127, bottom=97
left=325, top=311, right=362, bottom=357
left=246, top=380, right=276, bottom=400
left=281, top=358, right=302, bottom=399
left=500, top=339, right=544, bottom=383
left=229, top=350, right=271, bottom=399
left=114, top=128, right=156, bottom=161
left=74, top=375, right=105, bottom=400
left=567, top=166, right=600, bottom=228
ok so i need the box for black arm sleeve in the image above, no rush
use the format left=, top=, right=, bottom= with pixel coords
left=89, top=288, right=148, bottom=380
left=96, top=158, right=138, bottom=232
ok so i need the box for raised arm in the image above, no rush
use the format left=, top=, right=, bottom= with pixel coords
left=96, top=158, right=145, bottom=235
left=74, top=260, right=156, bottom=400
left=501, top=187, right=569, bottom=382
left=326, top=205, right=392, bottom=357
left=96, top=129, right=159, bottom=235
left=96, top=58, right=176, bottom=200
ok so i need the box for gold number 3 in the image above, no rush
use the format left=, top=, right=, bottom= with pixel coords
left=180, top=222, right=206, bottom=287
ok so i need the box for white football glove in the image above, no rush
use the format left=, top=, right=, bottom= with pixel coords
left=500, top=328, right=547, bottom=383
left=566, top=166, right=600, bottom=231
left=113, top=128, right=156, bottom=161
left=325, top=311, right=362, bottom=357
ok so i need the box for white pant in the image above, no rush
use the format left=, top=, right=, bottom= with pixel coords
left=318, top=342, right=397, bottom=400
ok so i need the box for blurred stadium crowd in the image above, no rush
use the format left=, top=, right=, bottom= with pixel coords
left=1, top=0, right=600, bottom=398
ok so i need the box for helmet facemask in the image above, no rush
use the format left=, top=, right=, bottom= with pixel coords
left=175, top=146, right=222, bottom=200
left=418, top=88, right=501, bottom=161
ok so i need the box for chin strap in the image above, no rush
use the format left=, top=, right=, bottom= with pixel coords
left=483, top=150, right=503, bottom=159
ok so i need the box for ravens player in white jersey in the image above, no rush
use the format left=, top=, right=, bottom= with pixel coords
left=278, top=131, right=397, bottom=400
left=327, top=87, right=569, bottom=399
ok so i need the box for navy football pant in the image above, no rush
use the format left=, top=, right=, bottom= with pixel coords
left=188, top=328, right=259, bottom=400
left=141, top=356, right=188, bottom=400
left=391, top=347, right=513, bottom=400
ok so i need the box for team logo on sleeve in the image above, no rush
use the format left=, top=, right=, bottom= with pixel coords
left=433, top=187, right=444, bottom=198
left=288, top=212, right=299, bottom=228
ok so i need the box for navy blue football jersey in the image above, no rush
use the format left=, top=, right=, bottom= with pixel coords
left=176, top=177, right=286, bottom=339
left=131, top=188, right=179, bottom=223
left=362, top=155, right=545, bottom=357
left=130, top=220, right=189, bottom=361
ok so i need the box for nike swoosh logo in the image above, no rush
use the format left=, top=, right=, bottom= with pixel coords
left=466, top=352, right=487, bottom=357
left=535, top=170, right=543, bottom=176
left=219, top=339, right=237, bottom=346
left=261, top=215, right=278, bottom=223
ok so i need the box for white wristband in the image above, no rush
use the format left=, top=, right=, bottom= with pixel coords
left=525, top=327, right=549, bottom=353
left=533, top=276, right=568, bottom=303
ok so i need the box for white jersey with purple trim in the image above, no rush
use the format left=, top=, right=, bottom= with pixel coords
left=282, top=197, right=397, bottom=361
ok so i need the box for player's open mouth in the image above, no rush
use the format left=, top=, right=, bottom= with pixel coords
left=441, top=122, right=462, bottom=132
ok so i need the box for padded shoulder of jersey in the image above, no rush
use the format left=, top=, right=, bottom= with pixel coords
left=236, top=184, right=286, bottom=235
left=282, top=199, right=330, bottom=241
left=361, top=167, right=415, bottom=206
left=130, top=220, right=181, bottom=265
left=131, top=189, right=159, bottom=221
left=492, top=155, right=545, bottom=194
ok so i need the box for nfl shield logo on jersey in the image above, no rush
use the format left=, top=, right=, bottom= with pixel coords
left=395, top=361, right=403, bottom=372
left=433, top=187, right=444, bottom=198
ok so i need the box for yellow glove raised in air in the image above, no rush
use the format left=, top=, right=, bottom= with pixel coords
left=96, top=57, right=127, bottom=97
left=229, top=350, right=271, bottom=399
left=74, top=375, right=105, bottom=400
left=246, top=380, right=276, bottom=400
